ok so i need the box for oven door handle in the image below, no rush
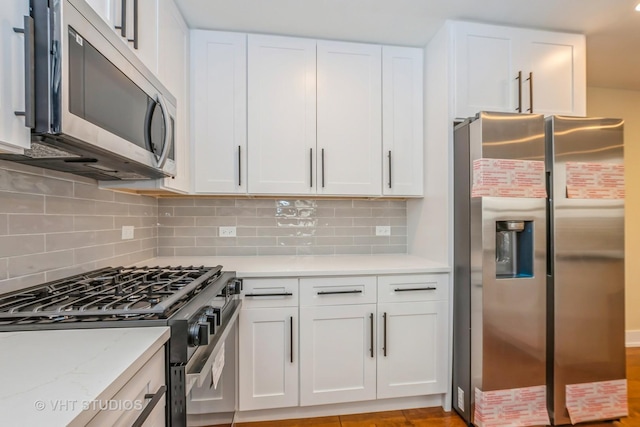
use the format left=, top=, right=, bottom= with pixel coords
left=186, top=299, right=242, bottom=389
left=131, top=385, right=166, bottom=427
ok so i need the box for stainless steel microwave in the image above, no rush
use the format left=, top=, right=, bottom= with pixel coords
left=0, top=0, right=176, bottom=180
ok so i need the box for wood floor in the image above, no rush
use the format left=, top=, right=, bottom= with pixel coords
left=236, top=348, right=640, bottom=427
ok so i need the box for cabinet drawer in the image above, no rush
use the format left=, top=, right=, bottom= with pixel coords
left=377, top=274, right=447, bottom=303
left=242, top=278, right=299, bottom=308
left=300, top=276, right=376, bottom=306
left=87, top=347, right=166, bottom=426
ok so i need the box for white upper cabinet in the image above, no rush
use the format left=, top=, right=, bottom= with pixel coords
left=192, top=31, right=247, bottom=194
left=157, top=0, right=189, bottom=192
left=317, top=41, right=382, bottom=196
left=87, top=0, right=159, bottom=74
left=130, top=0, right=159, bottom=74
left=382, top=46, right=423, bottom=197
left=453, top=21, right=585, bottom=119
left=0, top=0, right=31, bottom=154
left=85, top=0, right=115, bottom=26
left=247, top=34, right=317, bottom=195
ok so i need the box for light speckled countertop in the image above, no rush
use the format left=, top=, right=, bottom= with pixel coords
left=143, top=255, right=450, bottom=277
left=0, top=327, right=169, bottom=427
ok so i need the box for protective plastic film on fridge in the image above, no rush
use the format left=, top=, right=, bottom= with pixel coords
left=453, top=112, right=549, bottom=427
left=546, top=116, right=627, bottom=425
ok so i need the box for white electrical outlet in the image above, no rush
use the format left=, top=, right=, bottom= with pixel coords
left=121, top=225, right=134, bottom=240
left=457, top=387, right=464, bottom=411
left=375, top=226, right=391, bottom=236
left=219, top=226, right=237, bottom=237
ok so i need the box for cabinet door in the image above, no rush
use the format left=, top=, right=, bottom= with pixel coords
left=300, top=304, right=376, bottom=406
left=317, top=41, right=382, bottom=196
left=85, top=0, right=115, bottom=26
left=158, top=0, right=190, bottom=193
left=248, top=34, right=316, bottom=195
left=192, top=31, right=247, bottom=194
left=132, top=0, right=159, bottom=74
left=521, top=30, right=586, bottom=116
left=377, top=301, right=448, bottom=399
left=239, top=307, right=298, bottom=410
left=453, top=22, right=518, bottom=119
left=0, top=0, right=31, bottom=154
left=382, top=46, right=423, bottom=196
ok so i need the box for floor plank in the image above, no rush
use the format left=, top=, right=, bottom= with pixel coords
left=234, top=348, right=640, bottom=427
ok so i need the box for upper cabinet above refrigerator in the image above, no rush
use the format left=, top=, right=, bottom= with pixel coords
left=453, top=21, right=586, bottom=119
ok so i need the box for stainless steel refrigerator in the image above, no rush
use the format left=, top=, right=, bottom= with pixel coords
left=453, top=111, right=548, bottom=426
left=545, top=115, right=626, bottom=425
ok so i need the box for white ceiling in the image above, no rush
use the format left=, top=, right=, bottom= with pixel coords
left=174, top=0, right=640, bottom=90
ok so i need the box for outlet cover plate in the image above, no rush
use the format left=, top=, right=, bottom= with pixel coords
left=219, top=226, right=237, bottom=237
left=121, top=225, right=134, bottom=240
left=375, top=226, right=391, bottom=236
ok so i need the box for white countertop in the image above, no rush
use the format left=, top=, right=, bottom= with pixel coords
left=145, top=255, right=450, bottom=277
left=0, top=327, right=169, bottom=427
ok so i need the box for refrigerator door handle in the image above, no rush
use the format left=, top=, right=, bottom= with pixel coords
left=526, top=72, right=533, bottom=113
left=516, top=71, right=522, bottom=113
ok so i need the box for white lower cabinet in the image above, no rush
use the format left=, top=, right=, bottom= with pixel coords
left=239, top=307, right=298, bottom=410
left=377, top=301, right=447, bottom=399
left=238, top=273, right=449, bottom=414
left=299, top=304, right=377, bottom=406
left=238, top=278, right=299, bottom=411
left=86, top=347, right=166, bottom=427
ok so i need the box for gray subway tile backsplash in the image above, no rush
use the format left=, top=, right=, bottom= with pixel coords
left=157, top=198, right=408, bottom=257
left=0, top=159, right=408, bottom=295
left=0, top=160, right=158, bottom=294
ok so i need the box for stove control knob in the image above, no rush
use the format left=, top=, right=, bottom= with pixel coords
left=197, top=323, right=209, bottom=346
left=188, top=322, right=209, bottom=347
left=204, top=307, right=218, bottom=334
left=188, top=316, right=210, bottom=347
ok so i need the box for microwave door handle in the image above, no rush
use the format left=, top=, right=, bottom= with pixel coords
left=155, top=93, right=172, bottom=169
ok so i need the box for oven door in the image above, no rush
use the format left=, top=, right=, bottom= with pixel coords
left=186, top=300, right=241, bottom=427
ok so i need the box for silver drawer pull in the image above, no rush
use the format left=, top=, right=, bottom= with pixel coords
left=317, top=289, right=363, bottom=296
left=393, top=287, right=436, bottom=292
left=131, top=385, right=166, bottom=427
left=245, top=292, right=293, bottom=297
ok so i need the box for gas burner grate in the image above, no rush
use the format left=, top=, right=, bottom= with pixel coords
left=0, top=265, right=223, bottom=320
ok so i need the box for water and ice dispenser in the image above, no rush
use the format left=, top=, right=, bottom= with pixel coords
left=495, top=220, right=534, bottom=278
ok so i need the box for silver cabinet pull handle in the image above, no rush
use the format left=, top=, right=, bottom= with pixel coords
left=369, top=313, right=374, bottom=358
left=383, top=312, right=387, bottom=357
left=515, top=71, right=522, bottom=113
left=310, top=148, right=313, bottom=188
left=238, top=145, right=242, bottom=186
left=388, top=150, right=392, bottom=189
left=316, top=289, right=362, bottom=295
left=393, top=287, right=436, bottom=292
left=127, top=0, right=139, bottom=49
left=526, top=72, right=533, bottom=113
left=321, top=148, right=325, bottom=188
left=290, top=316, right=294, bottom=364
left=245, top=292, right=293, bottom=297
left=115, top=0, right=126, bottom=37
left=131, top=385, right=166, bottom=427
left=13, top=16, right=35, bottom=129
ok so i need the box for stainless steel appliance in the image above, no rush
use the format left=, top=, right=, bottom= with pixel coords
left=0, top=0, right=176, bottom=180
left=453, top=112, right=547, bottom=425
left=0, top=265, right=242, bottom=427
left=545, top=116, right=626, bottom=425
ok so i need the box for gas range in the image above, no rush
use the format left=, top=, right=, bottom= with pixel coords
left=0, top=265, right=242, bottom=427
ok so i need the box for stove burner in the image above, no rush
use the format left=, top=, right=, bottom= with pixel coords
left=0, top=265, right=223, bottom=321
